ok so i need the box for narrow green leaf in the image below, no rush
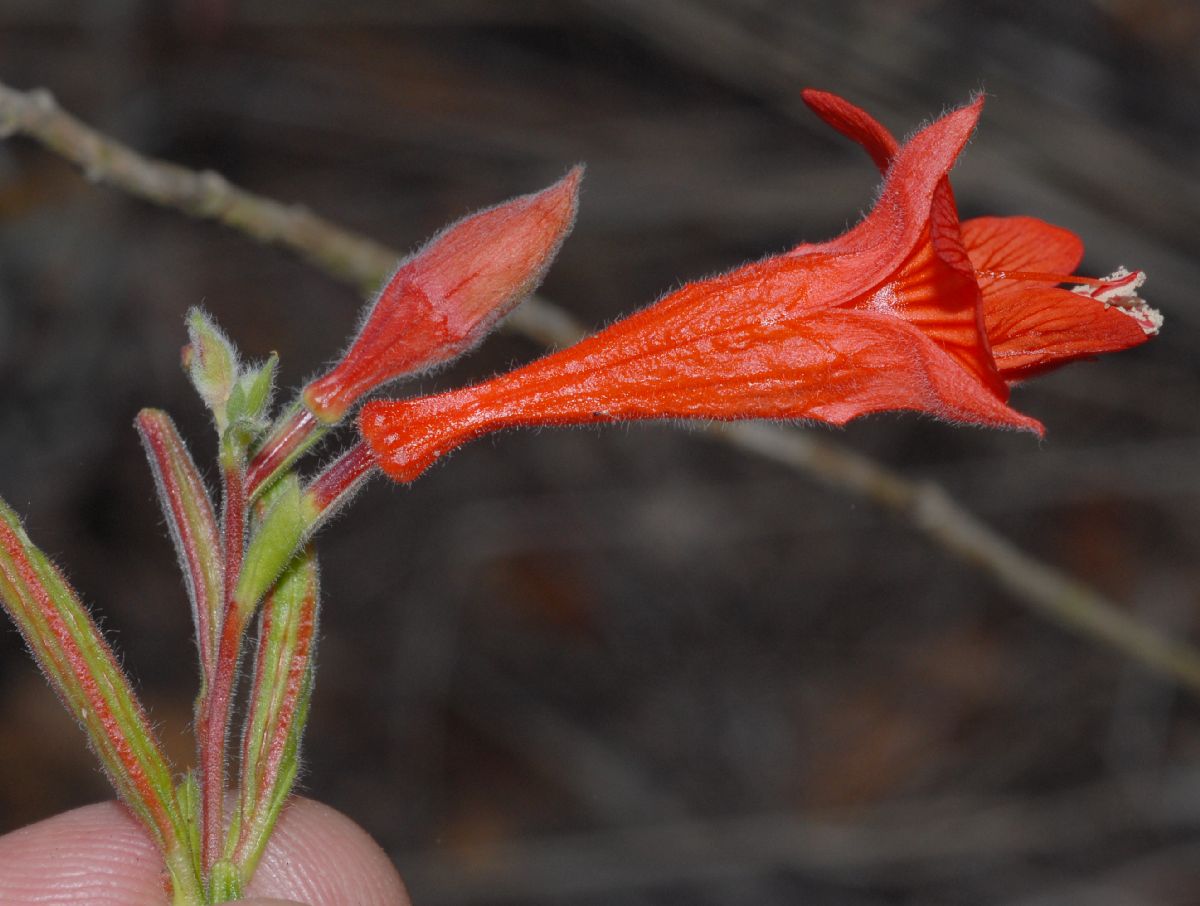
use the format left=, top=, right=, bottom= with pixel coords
left=0, top=497, right=193, bottom=867
left=136, top=409, right=223, bottom=686
left=229, top=546, right=319, bottom=884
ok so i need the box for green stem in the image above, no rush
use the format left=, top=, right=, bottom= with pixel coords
left=167, top=845, right=206, bottom=906
left=199, top=448, right=248, bottom=874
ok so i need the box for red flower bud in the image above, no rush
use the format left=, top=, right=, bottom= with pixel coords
left=303, top=166, right=582, bottom=423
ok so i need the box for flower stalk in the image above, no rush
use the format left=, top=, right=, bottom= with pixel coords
left=246, top=405, right=323, bottom=497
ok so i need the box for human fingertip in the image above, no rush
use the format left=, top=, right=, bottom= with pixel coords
left=245, top=798, right=410, bottom=906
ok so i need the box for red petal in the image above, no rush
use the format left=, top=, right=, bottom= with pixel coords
left=787, top=97, right=985, bottom=307
left=801, top=89, right=899, bottom=173
left=798, top=94, right=1006, bottom=395
left=985, top=285, right=1151, bottom=381
left=872, top=205, right=1003, bottom=398
left=360, top=303, right=1040, bottom=483
left=960, top=216, right=1084, bottom=295
left=961, top=217, right=1150, bottom=380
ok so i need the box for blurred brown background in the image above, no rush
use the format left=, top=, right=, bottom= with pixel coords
left=2, top=1, right=1200, bottom=903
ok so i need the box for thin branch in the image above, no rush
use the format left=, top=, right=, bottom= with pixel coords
left=721, top=423, right=1200, bottom=692
left=3, top=78, right=1198, bottom=693
left=0, top=82, right=396, bottom=296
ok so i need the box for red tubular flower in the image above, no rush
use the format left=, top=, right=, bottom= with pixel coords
left=303, top=166, right=582, bottom=424
left=358, top=92, right=1159, bottom=484
left=802, top=89, right=1158, bottom=382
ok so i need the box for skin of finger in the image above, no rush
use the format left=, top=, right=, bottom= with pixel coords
left=0, top=798, right=410, bottom=906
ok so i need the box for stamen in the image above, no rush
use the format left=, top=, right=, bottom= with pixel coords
left=1071, top=267, right=1161, bottom=335
left=975, top=268, right=1107, bottom=287
left=1070, top=267, right=1143, bottom=303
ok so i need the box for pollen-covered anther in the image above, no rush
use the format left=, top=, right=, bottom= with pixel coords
left=1072, top=268, right=1161, bottom=335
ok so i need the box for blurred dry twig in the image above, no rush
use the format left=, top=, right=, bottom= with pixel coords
left=2, top=77, right=1198, bottom=694
left=0, top=81, right=396, bottom=295
left=396, top=766, right=1200, bottom=903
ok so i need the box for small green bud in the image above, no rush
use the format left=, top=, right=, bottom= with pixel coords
left=241, top=352, right=278, bottom=422
left=184, top=308, right=239, bottom=431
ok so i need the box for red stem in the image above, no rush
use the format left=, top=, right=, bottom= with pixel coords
left=199, top=608, right=245, bottom=869
left=198, top=438, right=372, bottom=869
left=246, top=407, right=319, bottom=496
left=307, top=441, right=377, bottom=513
left=222, top=462, right=247, bottom=607
left=199, top=459, right=249, bottom=871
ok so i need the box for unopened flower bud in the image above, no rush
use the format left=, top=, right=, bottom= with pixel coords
left=303, top=166, right=582, bottom=423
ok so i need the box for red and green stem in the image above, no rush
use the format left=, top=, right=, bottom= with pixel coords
left=200, top=451, right=250, bottom=875
left=246, top=405, right=324, bottom=498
